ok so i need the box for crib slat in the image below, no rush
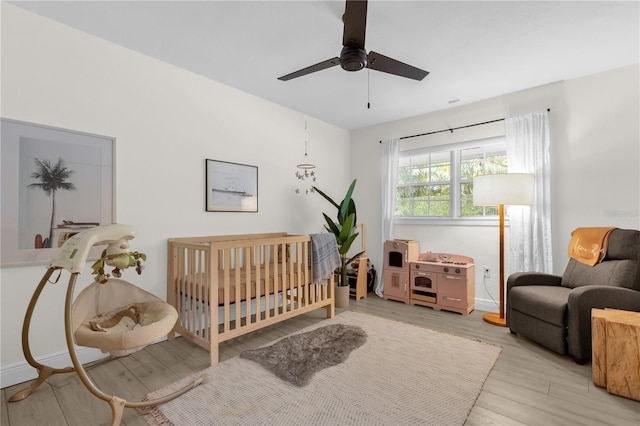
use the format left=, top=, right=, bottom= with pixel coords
left=283, top=243, right=290, bottom=313
left=264, top=245, right=271, bottom=320
left=192, top=248, right=199, bottom=337
left=234, top=247, right=241, bottom=327
left=194, top=248, right=201, bottom=336
left=289, top=242, right=295, bottom=309
left=244, top=246, right=252, bottom=327
left=194, top=249, right=200, bottom=337
left=188, top=248, right=195, bottom=334
left=253, top=246, right=260, bottom=322
left=207, top=245, right=217, bottom=364
left=167, top=243, right=177, bottom=340
left=203, top=246, right=210, bottom=343
left=176, top=248, right=182, bottom=330
left=223, top=248, right=231, bottom=333
left=198, top=249, right=206, bottom=339
left=273, top=244, right=280, bottom=317
left=295, top=242, right=302, bottom=307
left=303, top=241, right=309, bottom=306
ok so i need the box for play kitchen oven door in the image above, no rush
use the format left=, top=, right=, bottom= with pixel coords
left=410, top=266, right=438, bottom=304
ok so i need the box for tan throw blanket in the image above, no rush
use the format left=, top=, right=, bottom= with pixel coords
left=568, top=227, right=616, bottom=266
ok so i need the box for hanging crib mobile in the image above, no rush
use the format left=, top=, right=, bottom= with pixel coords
left=9, top=224, right=206, bottom=425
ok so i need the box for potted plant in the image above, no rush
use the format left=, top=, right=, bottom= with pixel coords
left=313, top=179, right=364, bottom=307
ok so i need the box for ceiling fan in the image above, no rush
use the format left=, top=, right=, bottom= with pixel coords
left=278, top=0, right=429, bottom=82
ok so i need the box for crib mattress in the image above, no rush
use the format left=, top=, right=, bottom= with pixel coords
left=179, top=266, right=308, bottom=306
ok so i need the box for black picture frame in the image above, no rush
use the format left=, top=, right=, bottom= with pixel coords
left=205, top=159, right=258, bottom=212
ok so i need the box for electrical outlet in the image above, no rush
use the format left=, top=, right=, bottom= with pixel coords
left=483, top=267, right=491, bottom=278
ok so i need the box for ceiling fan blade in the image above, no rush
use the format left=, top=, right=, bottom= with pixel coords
left=278, top=58, right=341, bottom=81
left=342, top=0, right=367, bottom=49
left=367, top=51, right=429, bottom=81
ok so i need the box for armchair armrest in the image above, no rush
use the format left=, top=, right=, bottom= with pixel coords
left=567, top=286, right=640, bottom=361
left=505, top=273, right=563, bottom=328
left=506, top=272, right=562, bottom=292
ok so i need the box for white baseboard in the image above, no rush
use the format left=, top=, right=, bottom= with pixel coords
left=1, top=346, right=109, bottom=389
left=474, top=297, right=500, bottom=313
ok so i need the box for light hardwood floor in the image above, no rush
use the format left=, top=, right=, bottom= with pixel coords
left=2, top=295, right=639, bottom=426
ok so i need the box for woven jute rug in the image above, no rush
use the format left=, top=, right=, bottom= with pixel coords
left=142, top=311, right=501, bottom=425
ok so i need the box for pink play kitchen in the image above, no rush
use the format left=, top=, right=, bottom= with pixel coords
left=382, top=240, right=475, bottom=315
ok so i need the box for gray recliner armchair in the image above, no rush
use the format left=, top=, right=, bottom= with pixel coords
left=506, top=228, right=640, bottom=362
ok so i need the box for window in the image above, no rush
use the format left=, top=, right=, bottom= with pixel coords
left=397, top=151, right=451, bottom=217
left=395, top=137, right=506, bottom=219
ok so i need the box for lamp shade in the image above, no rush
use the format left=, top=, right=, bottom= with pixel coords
left=473, top=173, right=534, bottom=206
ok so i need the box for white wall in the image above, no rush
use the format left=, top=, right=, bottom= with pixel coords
left=0, top=3, right=351, bottom=384
left=351, top=64, right=640, bottom=311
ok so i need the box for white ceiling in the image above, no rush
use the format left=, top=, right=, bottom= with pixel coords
left=10, top=1, right=640, bottom=130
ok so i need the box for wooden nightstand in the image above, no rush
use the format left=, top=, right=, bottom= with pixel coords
left=592, top=308, right=640, bottom=401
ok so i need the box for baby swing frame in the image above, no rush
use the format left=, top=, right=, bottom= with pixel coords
left=9, top=224, right=205, bottom=426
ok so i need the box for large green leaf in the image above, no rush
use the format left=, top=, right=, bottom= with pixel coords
left=322, top=213, right=340, bottom=236
left=345, top=198, right=357, bottom=225
left=338, top=179, right=357, bottom=224
left=312, top=186, right=340, bottom=210
left=338, top=213, right=355, bottom=242
left=339, top=232, right=359, bottom=255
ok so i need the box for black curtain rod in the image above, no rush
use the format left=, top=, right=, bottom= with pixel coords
left=400, top=118, right=505, bottom=140
left=379, top=108, right=550, bottom=143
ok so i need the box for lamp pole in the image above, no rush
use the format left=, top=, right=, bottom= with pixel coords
left=482, top=204, right=507, bottom=326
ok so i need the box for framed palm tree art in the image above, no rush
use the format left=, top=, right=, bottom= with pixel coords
left=1, top=119, right=115, bottom=265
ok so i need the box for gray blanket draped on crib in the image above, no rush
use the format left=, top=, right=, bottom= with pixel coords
left=309, top=233, right=341, bottom=283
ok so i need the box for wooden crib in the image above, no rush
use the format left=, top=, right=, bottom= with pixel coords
left=167, top=232, right=335, bottom=365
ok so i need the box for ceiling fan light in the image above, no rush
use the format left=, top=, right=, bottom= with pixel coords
left=340, top=46, right=367, bottom=72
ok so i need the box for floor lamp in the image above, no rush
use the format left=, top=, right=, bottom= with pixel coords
left=473, top=173, right=534, bottom=327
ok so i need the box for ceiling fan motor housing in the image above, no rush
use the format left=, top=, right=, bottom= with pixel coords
left=340, top=46, right=367, bottom=71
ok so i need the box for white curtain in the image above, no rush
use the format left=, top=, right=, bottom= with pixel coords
left=375, top=139, right=399, bottom=296
left=505, top=111, right=553, bottom=274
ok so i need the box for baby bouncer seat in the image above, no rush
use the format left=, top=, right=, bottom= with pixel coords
left=9, top=224, right=206, bottom=425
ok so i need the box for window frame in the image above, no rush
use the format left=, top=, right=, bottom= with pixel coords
left=394, top=136, right=506, bottom=226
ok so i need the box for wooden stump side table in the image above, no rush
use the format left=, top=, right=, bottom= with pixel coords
left=592, top=308, right=640, bottom=401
